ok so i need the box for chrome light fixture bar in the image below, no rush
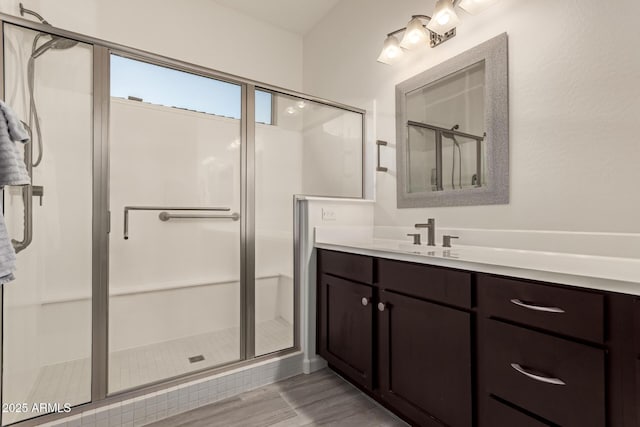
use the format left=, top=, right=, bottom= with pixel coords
left=377, top=0, right=502, bottom=65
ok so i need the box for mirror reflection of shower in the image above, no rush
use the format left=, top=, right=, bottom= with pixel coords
left=11, top=4, right=79, bottom=253
left=443, top=124, right=462, bottom=190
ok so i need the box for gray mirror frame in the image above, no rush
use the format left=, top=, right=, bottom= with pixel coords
left=396, top=32, right=509, bottom=208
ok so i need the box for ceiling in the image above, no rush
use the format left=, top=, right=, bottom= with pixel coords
left=213, top=0, right=341, bottom=35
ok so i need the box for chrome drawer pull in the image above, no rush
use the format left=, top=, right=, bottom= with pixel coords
left=510, top=363, right=566, bottom=386
left=361, top=297, right=370, bottom=307
left=510, top=299, right=565, bottom=313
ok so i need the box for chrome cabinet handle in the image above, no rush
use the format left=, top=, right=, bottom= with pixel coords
left=510, top=363, right=566, bottom=386
left=510, top=299, right=565, bottom=314
left=378, top=302, right=386, bottom=312
left=361, top=297, right=370, bottom=307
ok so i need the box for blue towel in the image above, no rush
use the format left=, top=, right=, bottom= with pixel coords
left=0, top=100, right=30, bottom=284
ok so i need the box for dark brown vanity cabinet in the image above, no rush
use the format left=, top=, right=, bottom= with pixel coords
left=377, top=259, right=473, bottom=427
left=377, top=290, right=472, bottom=427
left=316, top=249, right=640, bottom=427
left=317, top=250, right=374, bottom=390
left=478, top=275, right=637, bottom=427
left=317, top=250, right=473, bottom=426
left=317, top=273, right=374, bottom=390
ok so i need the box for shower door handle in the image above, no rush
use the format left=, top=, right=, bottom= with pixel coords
left=123, top=206, right=232, bottom=239
left=158, top=212, right=240, bottom=221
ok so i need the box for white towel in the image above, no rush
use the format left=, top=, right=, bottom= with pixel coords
left=0, top=100, right=30, bottom=186
left=0, top=210, right=16, bottom=284
left=0, top=100, right=30, bottom=284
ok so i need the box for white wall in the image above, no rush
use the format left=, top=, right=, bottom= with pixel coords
left=303, top=0, right=640, bottom=233
left=0, top=0, right=303, bottom=91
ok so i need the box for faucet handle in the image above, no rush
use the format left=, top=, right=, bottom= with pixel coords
left=407, top=233, right=421, bottom=245
left=442, top=235, right=459, bottom=248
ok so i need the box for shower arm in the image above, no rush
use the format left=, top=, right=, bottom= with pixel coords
left=19, top=3, right=50, bottom=25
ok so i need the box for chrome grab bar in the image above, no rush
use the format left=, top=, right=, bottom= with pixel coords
left=11, top=121, right=38, bottom=254
left=158, top=212, right=239, bottom=221
left=510, top=363, right=566, bottom=386
left=123, top=206, right=231, bottom=240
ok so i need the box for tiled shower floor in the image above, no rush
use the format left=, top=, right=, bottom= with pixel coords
left=10, top=318, right=292, bottom=425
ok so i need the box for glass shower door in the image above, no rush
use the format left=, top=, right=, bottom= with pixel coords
left=107, top=56, right=242, bottom=392
left=254, top=90, right=363, bottom=356
left=1, top=23, right=93, bottom=424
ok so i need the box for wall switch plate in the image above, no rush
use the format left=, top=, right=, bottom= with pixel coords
left=322, top=208, right=337, bottom=221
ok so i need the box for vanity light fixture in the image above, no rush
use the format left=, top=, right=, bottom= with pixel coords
left=400, top=16, right=430, bottom=49
left=427, top=0, right=460, bottom=35
left=377, top=34, right=404, bottom=65
left=377, top=0, right=502, bottom=65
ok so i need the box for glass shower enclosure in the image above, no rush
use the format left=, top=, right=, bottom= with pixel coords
left=0, top=14, right=364, bottom=426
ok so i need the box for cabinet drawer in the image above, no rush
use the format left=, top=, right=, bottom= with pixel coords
left=486, top=397, right=551, bottom=427
left=378, top=258, right=471, bottom=308
left=484, top=320, right=605, bottom=427
left=478, top=274, right=604, bottom=343
left=318, top=249, right=373, bottom=284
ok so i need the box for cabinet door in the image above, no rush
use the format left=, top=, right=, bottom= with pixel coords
left=318, top=274, right=373, bottom=390
left=378, top=290, right=472, bottom=427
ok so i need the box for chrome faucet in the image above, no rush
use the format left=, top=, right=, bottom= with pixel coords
left=415, top=218, right=436, bottom=246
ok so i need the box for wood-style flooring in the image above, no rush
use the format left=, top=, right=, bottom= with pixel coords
left=146, top=368, right=408, bottom=427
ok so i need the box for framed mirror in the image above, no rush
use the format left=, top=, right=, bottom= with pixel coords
left=396, top=33, right=508, bottom=208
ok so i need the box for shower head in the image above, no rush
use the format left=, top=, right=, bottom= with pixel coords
left=31, top=37, right=79, bottom=58
left=442, top=123, right=460, bottom=140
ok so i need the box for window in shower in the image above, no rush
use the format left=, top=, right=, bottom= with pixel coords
left=108, top=56, right=243, bottom=393
left=110, top=55, right=273, bottom=124
left=254, top=90, right=363, bottom=356
left=1, top=23, right=93, bottom=425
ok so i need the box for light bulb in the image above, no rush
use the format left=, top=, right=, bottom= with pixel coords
left=400, top=17, right=429, bottom=50
left=437, top=13, right=450, bottom=25
left=377, top=35, right=404, bottom=64
left=426, top=0, right=460, bottom=35
left=286, top=106, right=296, bottom=115
left=387, top=46, right=400, bottom=58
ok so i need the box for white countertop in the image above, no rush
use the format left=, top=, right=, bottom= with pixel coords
left=314, top=232, right=640, bottom=296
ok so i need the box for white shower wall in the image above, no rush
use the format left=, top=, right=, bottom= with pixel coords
left=108, top=98, right=297, bottom=354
